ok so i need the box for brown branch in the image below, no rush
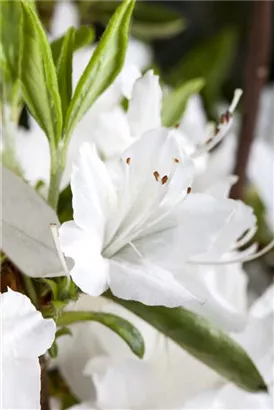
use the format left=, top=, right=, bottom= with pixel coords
left=40, top=355, right=50, bottom=410
left=231, top=0, right=272, bottom=199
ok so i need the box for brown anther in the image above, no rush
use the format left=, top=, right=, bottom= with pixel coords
left=153, top=171, right=160, bottom=181
left=220, top=111, right=231, bottom=124
left=206, top=137, right=213, bottom=145
left=187, top=186, right=192, bottom=194
left=175, top=123, right=180, bottom=129
left=215, top=126, right=220, bottom=135
left=173, top=158, right=180, bottom=163
left=161, top=175, right=168, bottom=185
left=126, top=157, right=131, bottom=165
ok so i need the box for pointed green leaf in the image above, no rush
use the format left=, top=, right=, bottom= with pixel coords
left=19, top=0, right=62, bottom=144
left=64, top=0, right=135, bottom=139
left=105, top=292, right=267, bottom=393
left=162, top=78, right=205, bottom=127
left=51, top=25, right=95, bottom=66
left=57, top=310, right=145, bottom=359
left=80, top=1, right=185, bottom=40
left=131, top=1, right=186, bottom=40
left=56, top=27, right=75, bottom=120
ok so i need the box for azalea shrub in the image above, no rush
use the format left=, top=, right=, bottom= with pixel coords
left=1, top=1, right=273, bottom=410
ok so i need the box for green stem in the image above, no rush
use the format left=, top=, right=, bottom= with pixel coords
left=47, top=144, right=62, bottom=210
left=23, top=275, right=39, bottom=308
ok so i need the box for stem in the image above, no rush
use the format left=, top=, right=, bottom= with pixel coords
left=47, top=145, right=63, bottom=210
left=231, top=0, right=272, bottom=199
left=40, top=356, right=50, bottom=410
left=22, top=275, right=38, bottom=308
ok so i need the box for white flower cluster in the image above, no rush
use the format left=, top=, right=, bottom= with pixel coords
left=1, top=1, right=273, bottom=409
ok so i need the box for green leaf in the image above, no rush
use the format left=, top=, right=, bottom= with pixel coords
left=57, top=310, right=145, bottom=359
left=105, top=292, right=267, bottom=393
left=55, top=327, right=73, bottom=339
left=64, top=0, right=135, bottom=139
left=0, top=1, right=21, bottom=81
left=80, top=1, right=185, bottom=40
left=166, top=29, right=237, bottom=115
left=131, top=2, right=186, bottom=40
left=56, top=27, right=75, bottom=120
left=19, top=0, right=62, bottom=144
left=48, top=341, right=58, bottom=358
left=162, top=78, right=205, bottom=127
left=57, top=185, right=73, bottom=224
left=51, top=26, right=95, bottom=66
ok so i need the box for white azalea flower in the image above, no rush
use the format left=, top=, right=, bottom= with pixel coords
left=1, top=288, right=56, bottom=409
left=2, top=1, right=152, bottom=191
left=59, top=128, right=256, bottom=309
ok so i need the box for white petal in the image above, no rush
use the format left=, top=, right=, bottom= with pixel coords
left=126, top=37, right=153, bottom=70
left=2, top=358, right=40, bottom=409
left=50, top=1, right=80, bottom=39
left=85, top=356, right=157, bottom=409
left=127, top=70, right=162, bottom=138
left=2, top=289, right=56, bottom=358
left=90, top=107, right=132, bottom=160
left=71, top=143, right=116, bottom=237
left=179, top=94, right=207, bottom=146
left=130, top=194, right=238, bottom=271
left=118, top=64, right=142, bottom=100
left=59, top=221, right=109, bottom=296
left=108, top=258, right=197, bottom=307
left=205, top=175, right=238, bottom=199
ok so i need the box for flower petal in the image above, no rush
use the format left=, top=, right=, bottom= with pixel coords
left=127, top=70, right=162, bottom=138
left=71, top=143, right=116, bottom=238
left=2, top=289, right=56, bottom=358
left=2, top=358, right=40, bottom=409
left=108, top=258, right=197, bottom=307
left=59, top=221, right=109, bottom=296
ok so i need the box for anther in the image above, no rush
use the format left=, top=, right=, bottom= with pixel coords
left=161, top=175, right=168, bottom=185
left=206, top=137, right=213, bottom=145
left=126, top=157, right=131, bottom=165
left=220, top=111, right=231, bottom=125
left=173, top=158, right=179, bottom=163
left=153, top=171, right=160, bottom=181
left=187, top=186, right=192, bottom=194
left=175, top=123, right=180, bottom=129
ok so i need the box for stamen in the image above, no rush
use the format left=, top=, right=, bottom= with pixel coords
left=220, top=111, right=231, bottom=124
left=187, top=187, right=192, bottom=194
left=228, top=89, right=243, bottom=113
left=192, top=89, right=243, bottom=159
left=175, top=123, right=180, bottom=129
left=50, top=223, right=70, bottom=280
left=161, top=175, right=168, bottom=185
left=126, top=157, right=131, bottom=165
left=153, top=171, right=160, bottom=181
left=187, top=238, right=274, bottom=265
left=173, top=158, right=180, bottom=163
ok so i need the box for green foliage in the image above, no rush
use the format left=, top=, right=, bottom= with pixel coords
left=57, top=310, right=145, bottom=359
left=166, top=29, right=237, bottom=116
left=20, top=0, right=62, bottom=144
left=57, top=185, right=73, bottom=224
left=81, top=0, right=185, bottom=40
left=48, top=368, right=80, bottom=409
left=51, top=26, right=95, bottom=66
left=106, top=292, right=267, bottom=393
left=64, top=0, right=136, bottom=139
left=56, top=27, right=75, bottom=120
left=162, top=78, right=205, bottom=127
